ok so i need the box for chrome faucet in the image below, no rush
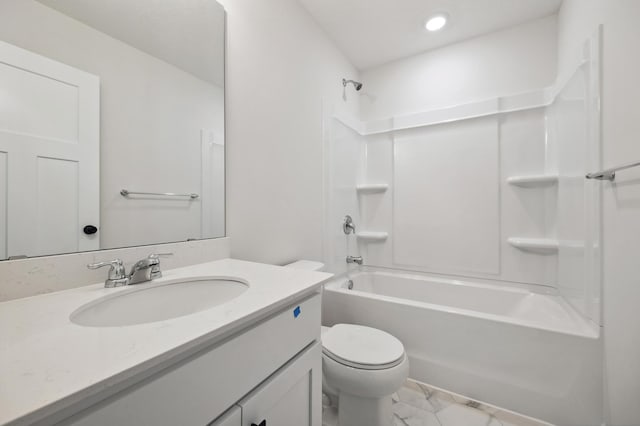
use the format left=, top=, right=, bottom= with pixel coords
left=343, top=215, right=356, bottom=235
left=87, top=259, right=129, bottom=288
left=88, top=253, right=172, bottom=288
left=128, top=253, right=172, bottom=285
left=346, top=256, right=363, bottom=265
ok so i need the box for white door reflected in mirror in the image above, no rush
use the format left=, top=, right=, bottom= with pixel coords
left=0, top=41, right=100, bottom=259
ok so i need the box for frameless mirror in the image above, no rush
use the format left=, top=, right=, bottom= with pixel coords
left=0, top=0, right=225, bottom=260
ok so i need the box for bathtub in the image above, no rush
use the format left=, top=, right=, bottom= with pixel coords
left=322, top=268, right=602, bottom=426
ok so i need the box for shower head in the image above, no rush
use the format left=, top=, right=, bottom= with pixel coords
left=342, top=78, right=363, bottom=91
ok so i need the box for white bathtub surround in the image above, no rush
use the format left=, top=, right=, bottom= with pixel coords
left=326, top=102, right=556, bottom=287
left=324, top=31, right=602, bottom=329
left=0, top=259, right=332, bottom=425
left=323, top=379, right=551, bottom=426
left=322, top=105, right=366, bottom=275
left=0, top=237, right=231, bottom=302
left=323, top=269, right=601, bottom=425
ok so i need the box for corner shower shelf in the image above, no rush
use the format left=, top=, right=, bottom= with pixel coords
left=508, top=237, right=559, bottom=254
left=506, top=175, right=558, bottom=187
left=356, top=232, right=388, bottom=243
left=356, top=183, right=389, bottom=194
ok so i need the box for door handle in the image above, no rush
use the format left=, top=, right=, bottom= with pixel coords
left=251, top=421, right=266, bottom=426
left=83, top=225, right=98, bottom=235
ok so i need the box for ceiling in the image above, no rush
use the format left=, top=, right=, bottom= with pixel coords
left=37, top=0, right=225, bottom=87
left=297, top=0, right=563, bottom=70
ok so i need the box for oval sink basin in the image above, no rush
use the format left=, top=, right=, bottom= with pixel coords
left=71, top=278, right=249, bottom=327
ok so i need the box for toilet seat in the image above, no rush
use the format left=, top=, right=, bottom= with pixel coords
left=322, top=324, right=405, bottom=370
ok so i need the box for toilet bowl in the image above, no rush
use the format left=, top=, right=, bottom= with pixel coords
left=322, top=324, right=409, bottom=426
left=284, top=260, right=409, bottom=426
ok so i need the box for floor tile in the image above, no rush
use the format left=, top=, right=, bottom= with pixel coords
left=436, top=404, right=501, bottom=426
left=322, top=379, right=551, bottom=426
left=403, top=380, right=456, bottom=413
left=397, top=387, right=437, bottom=412
left=392, top=402, right=441, bottom=426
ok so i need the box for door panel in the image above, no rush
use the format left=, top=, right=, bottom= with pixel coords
left=0, top=40, right=99, bottom=258
left=0, top=59, right=79, bottom=142
left=35, top=157, right=79, bottom=256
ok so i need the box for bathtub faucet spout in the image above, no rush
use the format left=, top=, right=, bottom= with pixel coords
left=346, top=256, right=363, bottom=265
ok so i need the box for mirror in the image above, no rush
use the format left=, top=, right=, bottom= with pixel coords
left=0, top=0, right=225, bottom=260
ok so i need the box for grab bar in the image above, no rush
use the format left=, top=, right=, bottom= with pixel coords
left=586, top=161, right=640, bottom=181
left=120, top=189, right=199, bottom=199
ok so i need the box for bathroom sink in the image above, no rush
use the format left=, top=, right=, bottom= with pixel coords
left=71, top=278, right=249, bottom=327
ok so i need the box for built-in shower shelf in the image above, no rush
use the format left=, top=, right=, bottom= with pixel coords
left=356, top=232, right=388, bottom=242
left=506, top=175, right=558, bottom=187
left=508, top=237, right=559, bottom=254
left=356, top=183, right=389, bottom=194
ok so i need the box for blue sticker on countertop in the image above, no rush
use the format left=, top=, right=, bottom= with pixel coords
left=293, top=306, right=301, bottom=318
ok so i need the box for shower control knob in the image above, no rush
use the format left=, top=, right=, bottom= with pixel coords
left=83, top=225, right=98, bottom=235
left=343, top=215, right=356, bottom=235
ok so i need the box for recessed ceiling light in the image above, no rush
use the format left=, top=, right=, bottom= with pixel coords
left=425, top=14, right=448, bottom=32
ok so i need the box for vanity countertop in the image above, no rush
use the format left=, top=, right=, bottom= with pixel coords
left=0, top=258, right=332, bottom=426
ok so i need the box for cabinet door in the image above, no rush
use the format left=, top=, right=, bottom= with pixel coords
left=239, top=342, right=322, bottom=426
left=210, top=406, right=241, bottom=426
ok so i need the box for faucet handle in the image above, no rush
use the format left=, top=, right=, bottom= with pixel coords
left=148, top=253, right=173, bottom=279
left=87, top=259, right=128, bottom=288
left=87, top=258, right=125, bottom=274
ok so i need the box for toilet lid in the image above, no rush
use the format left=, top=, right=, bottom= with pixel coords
left=322, top=324, right=405, bottom=370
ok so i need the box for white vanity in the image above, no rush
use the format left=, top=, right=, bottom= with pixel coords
left=0, top=259, right=332, bottom=426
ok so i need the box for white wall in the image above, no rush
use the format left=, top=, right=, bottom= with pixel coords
left=0, top=0, right=225, bottom=250
left=219, top=0, right=359, bottom=265
left=360, top=15, right=558, bottom=121
left=557, top=2, right=640, bottom=425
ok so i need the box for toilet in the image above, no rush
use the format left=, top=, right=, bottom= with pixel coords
left=285, top=260, right=409, bottom=426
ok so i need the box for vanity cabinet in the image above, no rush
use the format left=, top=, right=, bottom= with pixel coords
left=56, top=294, right=322, bottom=426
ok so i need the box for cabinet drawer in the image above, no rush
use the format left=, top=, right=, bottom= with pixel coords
left=58, top=293, right=321, bottom=426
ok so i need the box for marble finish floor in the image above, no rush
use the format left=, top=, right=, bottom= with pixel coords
left=323, top=380, right=552, bottom=426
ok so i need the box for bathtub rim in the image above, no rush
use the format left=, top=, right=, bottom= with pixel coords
left=324, top=268, right=600, bottom=340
